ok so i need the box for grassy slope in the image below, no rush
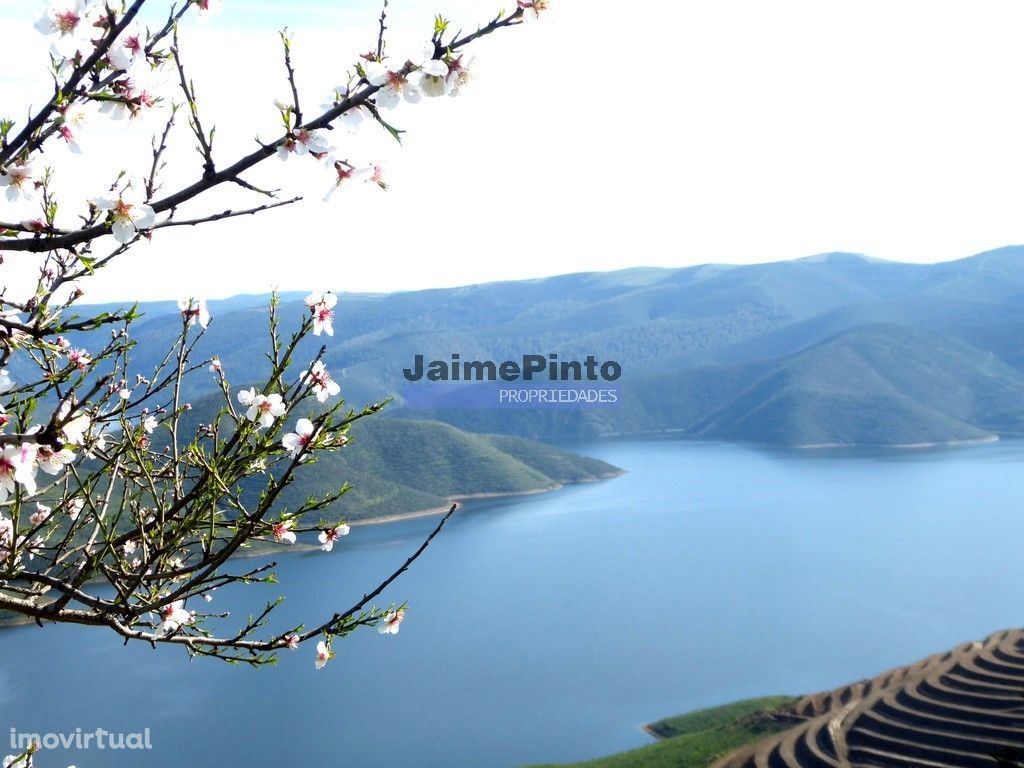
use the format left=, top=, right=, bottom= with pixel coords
left=233, top=415, right=622, bottom=522
left=525, top=697, right=797, bottom=768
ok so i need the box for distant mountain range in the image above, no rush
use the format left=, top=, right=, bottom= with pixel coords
left=49, top=245, right=1024, bottom=447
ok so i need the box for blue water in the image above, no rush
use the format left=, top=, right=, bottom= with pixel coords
left=2, top=438, right=1024, bottom=767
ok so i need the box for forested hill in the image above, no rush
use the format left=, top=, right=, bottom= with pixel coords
left=53, top=246, right=1024, bottom=447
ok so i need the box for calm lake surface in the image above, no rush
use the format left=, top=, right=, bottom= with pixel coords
left=3, top=438, right=1024, bottom=767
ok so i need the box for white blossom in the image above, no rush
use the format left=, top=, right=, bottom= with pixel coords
left=304, top=291, right=337, bottom=336
left=107, top=24, right=147, bottom=72
left=56, top=102, right=88, bottom=153
left=277, top=128, right=331, bottom=160
left=0, top=444, right=38, bottom=500
left=35, top=444, right=75, bottom=475
left=518, top=0, right=550, bottom=21
left=66, top=498, right=85, bottom=521
left=318, top=523, right=350, bottom=552
left=301, top=361, right=341, bottom=402
left=30, top=504, right=51, bottom=527
left=0, top=163, right=36, bottom=202
left=272, top=520, right=296, bottom=544
left=418, top=58, right=452, bottom=98
left=155, top=599, right=194, bottom=637
left=238, top=389, right=286, bottom=429
left=364, top=62, right=421, bottom=109
left=282, top=418, right=315, bottom=459
left=378, top=608, right=405, bottom=635
left=315, top=640, right=332, bottom=669
left=93, top=190, right=156, bottom=244
left=178, top=297, right=211, bottom=328
left=337, top=104, right=371, bottom=133
left=35, top=0, right=97, bottom=60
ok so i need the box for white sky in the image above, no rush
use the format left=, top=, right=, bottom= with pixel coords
left=3, top=0, right=1024, bottom=301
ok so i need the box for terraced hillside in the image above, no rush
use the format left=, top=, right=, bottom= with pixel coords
left=716, top=629, right=1024, bottom=768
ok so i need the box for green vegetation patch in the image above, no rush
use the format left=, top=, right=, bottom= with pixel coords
left=526, top=696, right=798, bottom=768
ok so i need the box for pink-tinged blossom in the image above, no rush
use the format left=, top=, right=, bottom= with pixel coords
left=301, top=361, right=341, bottom=402
left=92, top=190, right=156, bottom=244
left=195, top=0, right=223, bottom=16
left=30, top=504, right=51, bottom=527
left=272, top=520, right=296, bottom=544
left=318, top=523, right=350, bottom=552
left=209, top=357, right=222, bottom=373
left=0, top=515, right=13, bottom=548
left=364, top=62, right=421, bottom=109
left=444, top=54, right=474, bottom=96
left=35, top=0, right=97, bottom=60
left=0, top=163, right=36, bottom=202
left=98, top=80, right=160, bottom=120
left=57, top=103, right=87, bottom=153
left=107, top=24, right=147, bottom=72
left=277, top=128, right=331, bottom=160
left=378, top=608, right=405, bottom=635
left=156, top=599, right=194, bottom=637
left=0, top=444, right=38, bottom=501
left=315, top=640, right=333, bottom=669
left=518, top=0, right=550, bottom=20
left=324, top=162, right=369, bottom=201
left=66, top=347, right=91, bottom=371
left=284, top=633, right=300, bottom=650
left=238, top=389, right=286, bottom=429
left=282, top=418, right=316, bottom=459
left=367, top=164, right=387, bottom=190
left=67, top=498, right=85, bottom=521
left=178, top=297, right=211, bottom=328
left=35, top=444, right=75, bottom=475
left=304, top=291, right=337, bottom=336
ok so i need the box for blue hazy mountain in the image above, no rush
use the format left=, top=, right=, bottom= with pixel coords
left=59, top=246, right=1024, bottom=447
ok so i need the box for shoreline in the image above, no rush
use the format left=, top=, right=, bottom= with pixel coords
left=794, top=435, right=1000, bottom=450
left=588, top=430, right=1002, bottom=451
left=350, top=470, right=626, bottom=527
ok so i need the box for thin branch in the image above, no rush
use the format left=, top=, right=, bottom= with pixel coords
left=154, top=197, right=302, bottom=229
left=298, top=503, right=458, bottom=642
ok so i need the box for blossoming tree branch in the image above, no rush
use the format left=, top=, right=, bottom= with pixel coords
left=0, top=0, right=547, bottom=670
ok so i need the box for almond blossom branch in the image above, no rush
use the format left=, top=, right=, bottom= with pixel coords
left=0, top=5, right=527, bottom=253
left=0, top=0, right=148, bottom=165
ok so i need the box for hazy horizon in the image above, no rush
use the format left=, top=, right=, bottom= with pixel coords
left=7, top=1, right=1024, bottom=301
left=75, top=243, right=1024, bottom=303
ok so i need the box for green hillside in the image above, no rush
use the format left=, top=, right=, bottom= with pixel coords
left=525, top=697, right=797, bottom=768
left=275, top=417, right=622, bottom=521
